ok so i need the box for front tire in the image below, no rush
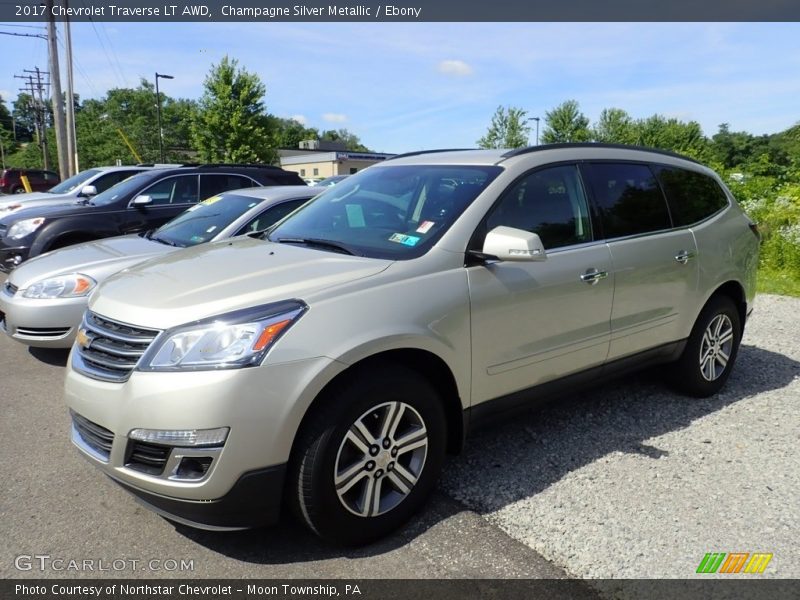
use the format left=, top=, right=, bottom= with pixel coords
left=670, top=295, right=742, bottom=398
left=288, top=363, right=447, bottom=545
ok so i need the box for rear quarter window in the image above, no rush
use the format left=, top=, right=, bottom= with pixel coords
left=655, top=166, right=729, bottom=226
left=581, top=162, right=672, bottom=238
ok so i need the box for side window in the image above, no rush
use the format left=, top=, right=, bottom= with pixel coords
left=141, top=175, right=199, bottom=206
left=94, top=171, right=136, bottom=194
left=582, top=163, right=671, bottom=238
left=237, top=199, right=306, bottom=234
left=655, top=166, right=729, bottom=226
left=200, top=174, right=254, bottom=199
left=485, top=164, right=592, bottom=250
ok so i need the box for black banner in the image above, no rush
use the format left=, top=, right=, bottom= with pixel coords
left=4, top=0, right=800, bottom=23
left=3, top=579, right=800, bottom=600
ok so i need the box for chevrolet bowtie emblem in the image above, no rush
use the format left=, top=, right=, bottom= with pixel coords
left=76, top=328, right=92, bottom=349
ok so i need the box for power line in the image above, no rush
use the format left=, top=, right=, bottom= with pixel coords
left=0, top=30, right=47, bottom=40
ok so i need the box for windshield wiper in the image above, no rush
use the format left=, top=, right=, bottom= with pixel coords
left=274, top=237, right=358, bottom=256
left=149, top=235, right=182, bottom=247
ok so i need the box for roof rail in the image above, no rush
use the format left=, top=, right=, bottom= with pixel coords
left=192, top=163, right=284, bottom=170
left=385, top=148, right=477, bottom=161
left=501, top=143, right=703, bottom=165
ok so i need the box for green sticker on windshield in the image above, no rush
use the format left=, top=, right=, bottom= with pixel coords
left=345, top=204, right=366, bottom=228
left=388, top=233, right=421, bottom=247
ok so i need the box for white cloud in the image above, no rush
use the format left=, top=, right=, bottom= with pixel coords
left=0, top=90, right=13, bottom=105
left=437, top=59, right=474, bottom=77
left=323, top=113, right=347, bottom=123
left=289, top=114, right=307, bottom=124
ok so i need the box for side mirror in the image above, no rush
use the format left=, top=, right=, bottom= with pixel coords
left=482, top=226, right=547, bottom=262
left=132, top=194, right=153, bottom=207
left=79, top=185, right=97, bottom=197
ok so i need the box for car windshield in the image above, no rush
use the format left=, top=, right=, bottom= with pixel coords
left=268, top=165, right=502, bottom=259
left=47, top=169, right=101, bottom=194
left=149, top=193, right=264, bottom=247
left=90, top=172, right=154, bottom=206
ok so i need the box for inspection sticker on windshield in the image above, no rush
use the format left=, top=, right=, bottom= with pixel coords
left=416, top=220, right=435, bottom=234
left=202, top=195, right=222, bottom=205
left=389, top=233, right=421, bottom=246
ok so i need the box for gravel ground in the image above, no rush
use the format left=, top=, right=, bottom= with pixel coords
left=442, top=294, right=800, bottom=579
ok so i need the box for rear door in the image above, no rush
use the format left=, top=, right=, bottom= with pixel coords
left=468, top=164, right=614, bottom=404
left=581, top=162, right=698, bottom=361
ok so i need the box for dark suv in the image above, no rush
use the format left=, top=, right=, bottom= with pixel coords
left=0, top=169, right=60, bottom=194
left=0, top=164, right=305, bottom=271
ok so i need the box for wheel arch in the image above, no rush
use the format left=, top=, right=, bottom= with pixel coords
left=706, top=279, right=748, bottom=334
left=290, top=348, right=467, bottom=463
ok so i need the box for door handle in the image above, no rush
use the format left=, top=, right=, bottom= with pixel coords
left=580, top=268, right=608, bottom=285
left=674, top=250, right=695, bottom=264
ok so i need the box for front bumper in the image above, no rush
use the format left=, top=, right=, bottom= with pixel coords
left=64, top=354, right=344, bottom=528
left=110, top=465, right=287, bottom=530
left=0, top=285, right=86, bottom=348
left=0, top=245, right=31, bottom=273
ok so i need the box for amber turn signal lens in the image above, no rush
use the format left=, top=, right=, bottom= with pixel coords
left=253, top=319, right=293, bottom=352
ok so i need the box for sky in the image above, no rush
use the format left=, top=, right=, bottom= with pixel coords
left=0, top=22, right=799, bottom=153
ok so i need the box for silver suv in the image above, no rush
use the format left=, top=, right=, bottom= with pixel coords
left=64, top=144, right=758, bottom=545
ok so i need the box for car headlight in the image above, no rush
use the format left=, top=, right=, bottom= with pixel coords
left=7, top=217, right=45, bottom=240
left=22, top=273, right=97, bottom=299
left=138, top=300, right=307, bottom=372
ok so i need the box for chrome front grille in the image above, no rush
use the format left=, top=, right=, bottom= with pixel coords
left=71, top=411, right=114, bottom=462
left=73, top=311, right=161, bottom=382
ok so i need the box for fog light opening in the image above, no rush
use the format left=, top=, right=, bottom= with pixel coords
left=175, top=456, right=213, bottom=480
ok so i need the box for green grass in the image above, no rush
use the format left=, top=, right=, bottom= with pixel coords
left=757, top=268, right=800, bottom=297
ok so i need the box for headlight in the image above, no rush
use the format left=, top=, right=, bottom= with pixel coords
left=22, top=273, right=97, bottom=299
left=138, top=300, right=307, bottom=372
left=7, top=217, right=45, bottom=240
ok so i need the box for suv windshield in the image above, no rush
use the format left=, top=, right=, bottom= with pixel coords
left=150, top=193, right=261, bottom=247
left=90, top=172, right=154, bottom=206
left=268, top=165, right=501, bottom=259
left=47, top=169, right=101, bottom=194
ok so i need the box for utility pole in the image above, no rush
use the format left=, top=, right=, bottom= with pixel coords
left=63, top=1, right=78, bottom=175
left=15, top=69, right=51, bottom=170
left=46, top=0, right=68, bottom=179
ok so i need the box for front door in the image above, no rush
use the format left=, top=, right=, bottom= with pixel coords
left=468, top=164, right=614, bottom=405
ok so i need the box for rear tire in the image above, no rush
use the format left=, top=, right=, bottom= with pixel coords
left=669, top=295, right=741, bottom=398
left=288, top=363, right=446, bottom=545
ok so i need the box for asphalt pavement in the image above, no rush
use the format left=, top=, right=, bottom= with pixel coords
left=1, top=282, right=797, bottom=583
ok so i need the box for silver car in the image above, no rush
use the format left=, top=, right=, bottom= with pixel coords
left=0, top=166, right=160, bottom=215
left=1, top=186, right=319, bottom=348
left=64, top=145, right=758, bottom=545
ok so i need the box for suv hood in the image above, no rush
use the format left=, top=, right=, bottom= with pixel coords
left=0, top=193, right=75, bottom=214
left=90, top=237, right=393, bottom=330
left=8, top=234, right=170, bottom=289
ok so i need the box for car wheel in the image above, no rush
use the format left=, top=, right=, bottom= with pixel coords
left=13, top=186, right=26, bottom=194
left=669, top=295, right=741, bottom=398
left=289, top=363, right=446, bottom=545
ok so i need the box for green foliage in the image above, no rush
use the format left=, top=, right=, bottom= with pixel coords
left=191, top=56, right=277, bottom=164
left=320, top=128, right=370, bottom=152
left=5, top=129, right=57, bottom=169
left=541, top=100, right=591, bottom=144
left=592, top=108, right=637, bottom=145
left=477, top=105, right=531, bottom=149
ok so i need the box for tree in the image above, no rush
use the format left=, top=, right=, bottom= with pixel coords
left=632, top=115, right=709, bottom=160
left=541, top=100, right=591, bottom=143
left=191, top=56, right=276, bottom=164
left=592, top=108, right=637, bottom=144
left=477, top=105, right=531, bottom=149
left=320, top=128, right=369, bottom=152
